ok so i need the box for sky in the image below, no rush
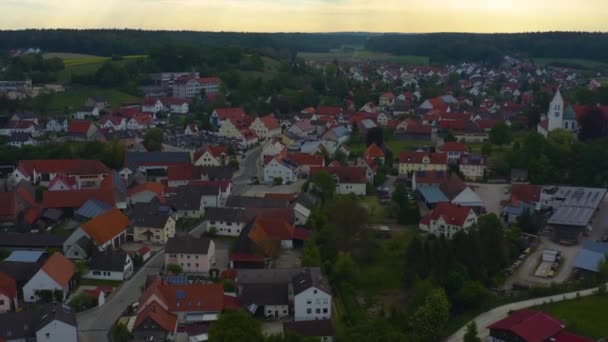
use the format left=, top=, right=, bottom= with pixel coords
left=1, top=0, right=608, bottom=33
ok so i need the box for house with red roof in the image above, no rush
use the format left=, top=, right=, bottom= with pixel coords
left=10, top=159, right=110, bottom=189
left=0, top=272, right=18, bottom=313
left=411, top=170, right=448, bottom=191
left=310, top=166, right=367, bottom=195
left=502, top=184, right=542, bottom=223
left=459, top=154, right=487, bottom=181
left=211, top=107, right=246, bottom=127
left=126, top=113, right=154, bottom=130
left=63, top=208, right=129, bottom=259
left=379, top=92, right=395, bottom=108
left=48, top=174, right=78, bottom=191
left=399, top=151, right=448, bottom=175
left=184, top=123, right=198, bottom=136
left=142, top=96, right=165, bottom=113
left=42, top=188, right=116, bottom=211
left=250, top=113, right=281, bottom=140
left=98, top=115, right=127, bottom=132
left=193, top=145, right=228, bottom=167
left=394, top=119, right=434, bottom=141
left=437, top=141, right=468, bottom=164
left=419, top=203, right=477, bottom=238
left=23, top=252, right=76, bottom=303
left=67, top=120, right=100, bottom=140
left=128, top=182, right=167, bottom=205
left=364, top=143, right=385, bottom=164
left=488, top=309, right=593, bottom=342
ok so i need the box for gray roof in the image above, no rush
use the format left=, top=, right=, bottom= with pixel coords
left=283, top=320, right=333, bottom=337
left=292, top=267, right=331, bottom=295
left=124, top=152, right=190, bottom=170
left=239, top=283, right=289, bottom=306
left=0, top=233, right=66, bottom=249
left=76, top=199, right=112, bottom=219
left=295, top=193, right=318, bottom=209
left=236, top=268, right=302, bottom=285
left=4, top=250, right=45, bottom=263
left=0, top=303, right=76, bottom=339
left=165, top=236, right=212, bottom=255
left=169, top=187, right=202, bottom=211
left=200, top=166, right=235, bottom=180
left=547, top=187, right=607, bottom=227
left=417, top=186, right=449, bottom=204
left=204, top=207, right=245, bottom=222
left=574, top=241, right=608, bottom=272
left=89, top=250, right=129, bottom=272
left=226, top=196, right=290, bottom=209
left=131, top=201, right=173, bottom=228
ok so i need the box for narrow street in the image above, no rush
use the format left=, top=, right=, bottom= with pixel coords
left=76, top=250, right=164, bottom=342
left=232, top=145, right=262, bottom=195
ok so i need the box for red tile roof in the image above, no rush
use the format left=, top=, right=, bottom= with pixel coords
left=510, top=184, right=542, bottom=206
left=364, top=143, right=385, bottom=160
left=420, top=203, right=473, bottom=227
left=316, top=106, right=342, bottom=116
left=310, top=166, right=367, bottom=184
left=43, top=189, right=115, bottom=209
left=167, top=164, right=201, bottom=181
left=287, top=153, right=325, bottom=167
left=68, top=120, right=92, bottom=134
left=41, top=252, right=76, bottom=288
left=259, top=114, right=280, bottom=130
left=17, top=160, right=110, bottom=177
left=134, top=303, right=177, bottom=333
left=552, top=331, right=595, bottom=342
left=48, top=174, right=77, bottom=190
left=128, top=182, right=166, bottom=201
left=24, top=205, right=41, bottom=225
left=0, top=192, right=17, bottom=221
left=293, top=228, right=312, bottom=240
left=242, top=208, right=295, bottom=225
left=0, top=272, right=17, bottom=298
left=437, top=142, right=467, bottom=153
left=140, top=277, right=224, bottom=313
left=439, top=119, right=469, bottom=131
left=415, top=171, right=447, bottom=185
left=475, top=119, right=501, bottom=130
left=81, top=208, right=129, bottom=245
left=214, top=107, right=246, bottom=121
left=488, top=310, right=565, bottom=342
left=249, top=216, right=295, bottom=241
left=199, top=77, right=221, bottom=85
left=399, top=151, right=447, bottom=165
left=194, top=145, right=228, bottom=161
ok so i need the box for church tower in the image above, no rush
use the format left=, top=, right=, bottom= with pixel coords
left=547, top=89, right=564, bottom=131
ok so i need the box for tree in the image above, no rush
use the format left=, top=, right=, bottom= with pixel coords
left=410, top=288, right=451, bottom=342
left=132, top=254, right=144, bottom=268
left=208, top=309, right=264, bottom=342
left=166, top=264, right=182, bottom=274
left=489, top=122, right=512, bottom=149
left=311, top=171, right=336, bottom=202
left=143, top=128, right=163, bottom=151
left=301, top=240, right=322, bottom=267
left=112, top=323, right=132, bottom=342
left=464, top=321, right=482, bottom=342
left=481, top=143, right=492, bottom=156
left=229, top=159, right=240, bottom=169
left=444, top=130, right=457, bottom=142
left=328, top=196, right=369, bottom=251
left=332, top=252, right=357, bottom=286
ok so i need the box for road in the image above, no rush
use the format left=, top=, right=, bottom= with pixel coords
left=447, top=284, right=604, bottom=341
left=76, top=250, right=164, bottom=342
left=233, top=146, right=262, bottom=195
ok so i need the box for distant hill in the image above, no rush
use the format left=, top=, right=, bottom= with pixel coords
left=365, top=32, right=608, bottom=65
left=0, top=29, right=371, bottom=59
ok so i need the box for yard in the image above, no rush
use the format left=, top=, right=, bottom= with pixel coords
left=43, top=86, right=140, bottom=113
left=535, top=294, right=608, bottom=339
left=362, top=196, right=395, bottom=224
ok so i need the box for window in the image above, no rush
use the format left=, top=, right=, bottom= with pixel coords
left=0, top=300, right=4, bottom=305
left=93, top=271, right=101, bottom=275
left=316, top=308, right=321, bottom=314
left=307, top=299, right=312, bottom=304
left=313, top=290, right=317, bottom=294
left=307, top=308, right=312, bottom=314
left=323, top=308, right=328, bottom=313
left=46, top=333, right=50, bottom=338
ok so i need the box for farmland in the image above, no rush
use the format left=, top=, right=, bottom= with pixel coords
left=536, top=294, right=608, bottom=339
left=41, top=86, right=140, bottom=113
left=43, top=52, right=147, bottom=84
left=534, top=57, right=608, bottom=71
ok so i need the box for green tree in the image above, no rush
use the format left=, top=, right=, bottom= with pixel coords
left=112, top=323, right=132, bottom=342
left=311, top=171, right=336, bottom=202
left=489, top=122, right=512, bottom=149
left=464, top=321, right=482, bottom=342
left=166, top=264, right=183, bottom=274
left=481, top=143, right=492, bottom=156
left=410, top=288, right=451, bottom=342
left=328, top=196, right=369, bottom=251
left=208, top=309, right=264, bottom=342
left=444, top=130, right=457, bottom=142
left=143, top=128, right=163, bottom=151
left=332, top=252, right=357, bottom=286
left=301, top=240, right=322, bottom=267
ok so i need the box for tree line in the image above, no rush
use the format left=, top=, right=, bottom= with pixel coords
left=365, top=32, right=608, bottom=65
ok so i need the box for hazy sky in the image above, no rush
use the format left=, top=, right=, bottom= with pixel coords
left=1, top=0, right=608, bottom=33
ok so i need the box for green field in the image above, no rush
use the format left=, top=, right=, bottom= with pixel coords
left=536, top=295, right=608, bottom=338
left=44, top=53, right=147, bottom=84
left=534, top=57, right=608, bottom=70
left=238, top=56, right=282, bottom=80
left=298, top=49, right=429, bottom=65
left=44, top=86, right=140, bottom=113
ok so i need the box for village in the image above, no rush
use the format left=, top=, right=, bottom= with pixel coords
left=1, top=47, right=608, bottom=342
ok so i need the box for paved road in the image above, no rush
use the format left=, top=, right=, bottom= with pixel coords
left=447, top=284, right=604, bottom=341
left=77, top=250, right=164, bottom=342
left=233, top=146, right=262, bottom=195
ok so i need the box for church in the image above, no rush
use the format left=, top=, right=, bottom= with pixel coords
left=537, top=89, right=578, bottom=137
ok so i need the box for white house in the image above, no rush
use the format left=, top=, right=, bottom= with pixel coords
left=46, top=118, right=68, bottom=132
left=99, top=115, right=127, bottom=131
left=35, top=305, right=78, bottom=342
left=250, top=114, right=281, bottom=140
left=84, top=250, right=133, bottom=281
left=203, top=207, right=247, bottom=237
left=142, top=97, right=165, bottom=113
left=419, top=203, right=477, bottom=239
left=0, top=304, right=78, bottom=342
left=264, top=157, right=297, bottom=184
left=293, top=268, right=332, bottom=321
left=310, top=166, right=367, bottom=196
left=63, top=208, right=129, bottom=259
left=459, top=154, right=487, bottom=181
left=23, top=253, right=76, bottom=303
left=193, top=145, right=229, bottom=166
left=72, top=106, right=99, bottom=120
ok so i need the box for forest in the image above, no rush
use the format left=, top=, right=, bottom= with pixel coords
left=0, top=29, right=370, bottom=59
left=365, top=32, right=608, bottom=64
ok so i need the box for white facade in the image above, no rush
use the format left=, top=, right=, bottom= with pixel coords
left=205, top=220, right=245, bottom=237
left=84, top=255, right=133, bottom=281
left=72, top=107, right=99, bottom=120
left=264, top=159, right=296, bottom=183
left=265, top=304, right=289, bottom=318
left=537, top=90, right=578, bottom=137
left=142, top=99, right=164, bottom=113
left=294, top=287, right=332, bottom=321
left=36, top=319, right=78, bottom=342
left=336, top=182, right=366, bottom=196
left=459, top=163, right=487, bottom=181
left=46, top=119, right=68, bottom=132
left=23, top=271, right=65, bottom=303
left=419, top=211, right=477, bottom=239
left=194, top=151, right=222, bottom=166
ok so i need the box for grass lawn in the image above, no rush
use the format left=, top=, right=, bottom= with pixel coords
left=534, top=57, right=608, bottom=70
left=362, top=196, right=395, bottom=224
left=80, top=278, right=123, bottom=288
left=238, top=56, right=281, bottom=80
left=356, top=228, right=416, bottom=296
left=54, top=54, right=147, bottom=84
left=44, top=86, right=140, bottom=113
left=298, top=49, right=428, bottom=65
left=386, top=140, right=433, bottom=155
left=536, top=294, right=608, bottom=338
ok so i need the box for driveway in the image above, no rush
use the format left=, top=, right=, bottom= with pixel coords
left=447, top=284, right=604, bottom=341
left=467, top=182, right=509, bottom=216
left=77, top=250, right=164, bottom=342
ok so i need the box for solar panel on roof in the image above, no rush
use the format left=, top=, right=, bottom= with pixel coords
left=176, top=289, right=186, bottom=300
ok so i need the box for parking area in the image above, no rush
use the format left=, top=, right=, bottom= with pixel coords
left=273, top=249, right=302, bottom=269
left=242, top=179, right=306, bottom=197
left=467, top=182, right=509, bottom=216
